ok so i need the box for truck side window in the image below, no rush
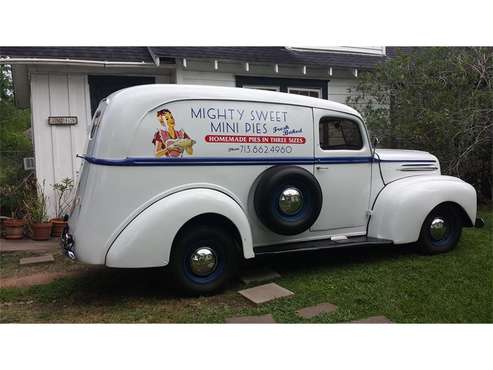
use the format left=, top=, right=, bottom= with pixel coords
left=319, top=117, right=363, bottom=150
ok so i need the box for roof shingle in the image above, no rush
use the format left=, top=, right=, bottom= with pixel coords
left=150, top=46, right=386, bottom=69
left=0, top=46, right=397, bottom=69
left=0, top=47, right=155, bottom=63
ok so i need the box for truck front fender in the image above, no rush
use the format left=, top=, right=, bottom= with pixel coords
left=368, top=175, right=477, bottom=244
left=105, top=188, right=254, bottom=268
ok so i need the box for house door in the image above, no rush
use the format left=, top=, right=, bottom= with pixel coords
left=310, top=108, right=372, bottom=234
left=88, top=75, right=155, bottom=116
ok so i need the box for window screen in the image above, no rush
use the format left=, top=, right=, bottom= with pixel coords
left=319, top=117, right=363, bottom=150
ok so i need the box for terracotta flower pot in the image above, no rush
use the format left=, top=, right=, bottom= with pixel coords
left=51, top=218, right=67, bottom=237
left=31, top=222, right=53, bottom=241
left=4, top=218, right=26, bottom=240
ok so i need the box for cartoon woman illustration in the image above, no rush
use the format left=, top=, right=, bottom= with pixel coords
left=152, top=109, right=195, bottom=158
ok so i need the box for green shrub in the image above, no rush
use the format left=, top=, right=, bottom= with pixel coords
left=347, top=47, right=492, bottom=202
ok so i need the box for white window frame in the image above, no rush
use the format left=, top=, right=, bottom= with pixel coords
left=242, top=85, right=280, bottom=91
left=287, top=87, right=322, bottom=98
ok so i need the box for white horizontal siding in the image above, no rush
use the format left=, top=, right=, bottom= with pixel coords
left=327, top=78, right=361, bottom=106
left=177, top=69, right=235, bottom=87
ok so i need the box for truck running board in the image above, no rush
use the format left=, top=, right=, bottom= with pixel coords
left=254, top=236, right=393, bottom=256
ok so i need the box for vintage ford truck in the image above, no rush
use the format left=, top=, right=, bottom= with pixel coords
left=62, top=85, right=483, bottom=294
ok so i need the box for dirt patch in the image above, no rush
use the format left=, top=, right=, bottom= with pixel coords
left=0, top=270, right=86, bottom=288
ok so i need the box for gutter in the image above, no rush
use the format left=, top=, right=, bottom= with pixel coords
left=0, top=57, right=158, bottom=67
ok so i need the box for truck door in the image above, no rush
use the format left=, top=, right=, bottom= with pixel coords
left=310, top=109, right=372, bottom=234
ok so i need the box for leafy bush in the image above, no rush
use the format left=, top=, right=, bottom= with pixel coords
left=23, top=179, right=49, bottom=224
left=347, top=47, right=492, bottom=202
left=0, top=64, right=33, bottom=216
left=52, top=177, right=74, bottom=219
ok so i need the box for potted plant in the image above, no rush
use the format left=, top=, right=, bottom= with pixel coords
left=23, top=180, right=52, bottom=241
left=0, top=184, right=26, bottom=239
left=50, top=177, right=74, bottom=237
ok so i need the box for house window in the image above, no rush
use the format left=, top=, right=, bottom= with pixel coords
left=236, top=76, right=328, bottom=99
left=243, top=85, right=280, bottom=92
left=319, top=117, right=363, bottom=150
left=287, top=87, right=322, bottom=98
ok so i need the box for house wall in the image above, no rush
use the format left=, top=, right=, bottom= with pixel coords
left=29, top=68, right=172, bottom=217
left=30, top=72, right=92, bottom=216
left=176, top=69, right=236, bottom=87
left=176, top=62, right=360, bottom=107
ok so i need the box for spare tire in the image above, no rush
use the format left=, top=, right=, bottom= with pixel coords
left=254, top=166, right=323, bottom=235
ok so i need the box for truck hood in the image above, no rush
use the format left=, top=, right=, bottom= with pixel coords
left=375, top=149, right=438, bottom=162
left=375, top=149, right=440, bottom=183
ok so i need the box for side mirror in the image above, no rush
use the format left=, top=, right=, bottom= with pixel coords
left=372, top=136, right=380, bottom=156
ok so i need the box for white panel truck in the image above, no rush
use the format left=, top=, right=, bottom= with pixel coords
left=62, top=85, right=484, bottom=294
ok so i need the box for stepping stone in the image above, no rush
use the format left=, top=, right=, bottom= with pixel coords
left=296, top=303, right=337, bottom=319
left=240, top=267, right=281, bottom=284
left=238, top=282, right=294, bottom=304
left=19, top=254, right=55, bottom=265
left=351, top=315, right=393, bottom=323
left=225, top=314, right=276, bottom=324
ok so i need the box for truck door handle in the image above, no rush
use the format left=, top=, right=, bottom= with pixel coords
left=316, top=166, right=329, bottom=170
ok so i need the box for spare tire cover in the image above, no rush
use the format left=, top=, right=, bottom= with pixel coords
left=254, top=165, right=323, bottom=235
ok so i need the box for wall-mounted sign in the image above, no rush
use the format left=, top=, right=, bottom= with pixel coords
left=48, top=116, right=78, bottom=125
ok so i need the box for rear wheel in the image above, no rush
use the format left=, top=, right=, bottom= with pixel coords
left=419, top=204, right=462, bottom=254
left=169, top=224, right=239, bottom=295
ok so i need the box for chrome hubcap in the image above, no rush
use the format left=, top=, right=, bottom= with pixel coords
left=430, top=217, right=448, bottom=241
left=278, top=187, right=304, bottom=215
left=189, top=247, right=217, bottom=276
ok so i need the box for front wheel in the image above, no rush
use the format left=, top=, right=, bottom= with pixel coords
left=169, top=224, right=239, bottom=295
left=419, top=204, right=463, bottom=254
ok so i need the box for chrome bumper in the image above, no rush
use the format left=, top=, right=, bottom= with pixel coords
left=60, top=224, right=77, bottom=260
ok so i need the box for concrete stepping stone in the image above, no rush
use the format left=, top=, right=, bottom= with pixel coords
left=238, top=282, right=294, bottom=304
left=296, top=303, right=337, bottom=319
left=19, top=254, right=55, bottom=265
left=225, top=314, right=276, bottom=323
left=351, top=315, right=393, bottom=323
left=240, top=267, right=281, bottom=284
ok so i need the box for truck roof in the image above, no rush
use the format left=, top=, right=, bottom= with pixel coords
left=91, top=84, right=363, bottom=159
left=106, top=84, right=362, bottom=118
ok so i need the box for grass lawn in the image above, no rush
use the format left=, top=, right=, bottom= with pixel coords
left=0, top=208, right=491, bottom=323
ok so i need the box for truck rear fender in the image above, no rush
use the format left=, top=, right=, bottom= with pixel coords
left=105, top=188, right=254, bottom=268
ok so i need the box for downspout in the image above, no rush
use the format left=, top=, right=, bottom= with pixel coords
left=147, top=47, right=160, bottom=67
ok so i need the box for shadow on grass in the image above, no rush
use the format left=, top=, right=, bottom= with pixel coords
left=28, top=242, right=420, bottom=304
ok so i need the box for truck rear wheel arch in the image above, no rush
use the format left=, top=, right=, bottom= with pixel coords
left=172, top=213, right=243, bottom=256
left=105, top=188, right=254, bottom=268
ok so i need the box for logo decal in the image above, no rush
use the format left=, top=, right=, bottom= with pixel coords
left=152, top=109, right=196, bottom=158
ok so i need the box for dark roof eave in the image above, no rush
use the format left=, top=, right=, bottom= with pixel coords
left=151, top=47, right=386, bottom=69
